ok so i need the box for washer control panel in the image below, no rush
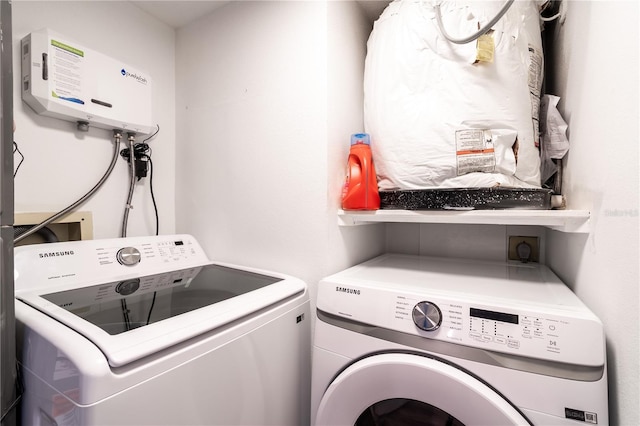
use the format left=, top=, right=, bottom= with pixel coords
left=14, top=234, right=211, bottom=292
left=97, top=238, right=202, bottom=268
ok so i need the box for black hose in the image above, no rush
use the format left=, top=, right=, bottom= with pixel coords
left=14, top=225, right=59, bottom=243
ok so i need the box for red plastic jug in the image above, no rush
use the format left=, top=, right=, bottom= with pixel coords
left=341, top=133, right=380, bottom=210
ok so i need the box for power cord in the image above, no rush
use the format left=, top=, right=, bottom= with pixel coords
left=540, top=11, right=561, bottom=22
left=120, top=142, right=152, bottom=180
left=13, top=140, right=24, bottom=178
left=119, top=125, right=160, bottom=235
left=540, top=0, right=562, bottom=22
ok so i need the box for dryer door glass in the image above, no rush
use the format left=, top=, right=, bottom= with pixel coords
left=315, top=353, right=531, bottom=426
left=356, top=398, right=464, bottom=426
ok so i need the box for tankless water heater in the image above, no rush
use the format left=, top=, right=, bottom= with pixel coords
left=21, top=29, right=153, bottom=134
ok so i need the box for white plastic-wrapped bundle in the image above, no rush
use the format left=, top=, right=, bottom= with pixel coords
left=364, top=0, right=545, bottom=190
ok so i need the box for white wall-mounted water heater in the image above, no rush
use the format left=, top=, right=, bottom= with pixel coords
left=21, top=29, right=153, bottom=134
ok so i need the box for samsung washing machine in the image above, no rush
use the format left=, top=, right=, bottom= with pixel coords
left=311, top=253, right=608, bottom=425
left=15, top=234, right=310, bottom=425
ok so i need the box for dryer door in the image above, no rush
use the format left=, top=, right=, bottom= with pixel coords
left=315, top=353, right=531, bottom=426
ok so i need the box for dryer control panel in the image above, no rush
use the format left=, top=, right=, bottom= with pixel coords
left=323, top=285, right=604, bottom=367
left=318, top=254, right=605, bottom=368
left=403, top=297, right=585, bottom=361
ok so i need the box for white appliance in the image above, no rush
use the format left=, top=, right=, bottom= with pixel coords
left=312, top=254, right=608, bottom=425
left=21, top=28, right=153, bottom=134
left=15, top=234, right=311, bottom=425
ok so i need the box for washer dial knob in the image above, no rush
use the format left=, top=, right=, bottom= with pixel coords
left=116, top=247, right=141, bottom=266
left=412, top=301, right=442, bottom=332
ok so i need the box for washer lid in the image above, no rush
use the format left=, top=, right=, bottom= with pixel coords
left=315, top=353, right=531, bottom=426
left=17, top=262, right=306, bottom=367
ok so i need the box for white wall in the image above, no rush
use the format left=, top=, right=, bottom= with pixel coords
left=386, top=223, right=547, bottom=262
left=327, top=1, right=387, bottom=273
left=175, top=1, right=384, bottom=301
left=12, top=1, right=176, bottom=239
left=544, top=2, right=639, bottom=424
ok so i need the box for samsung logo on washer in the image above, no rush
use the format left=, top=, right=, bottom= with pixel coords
left=336, top=286, right=361, bottom=295
left=39, top=250, right=75, bottom=259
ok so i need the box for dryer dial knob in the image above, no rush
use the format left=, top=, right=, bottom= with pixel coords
left=116, top=247, right=141, bottom=266
left=412, top=301, right=442, bottom=332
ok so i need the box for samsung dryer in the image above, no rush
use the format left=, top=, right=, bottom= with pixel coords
left=311, top=253, right=608, bottom=425
left=15, top=234, right=311, bottom=425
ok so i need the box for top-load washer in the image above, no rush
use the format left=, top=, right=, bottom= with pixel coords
left=15, top=234, right=310, bottom=425
left=311, top=253, right=608, bottom=425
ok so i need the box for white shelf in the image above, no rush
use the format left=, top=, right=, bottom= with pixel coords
left=338, top=209, right=590, bottom=233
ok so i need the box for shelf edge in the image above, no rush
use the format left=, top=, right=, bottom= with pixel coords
left=337, top=210, right=591, bottom=233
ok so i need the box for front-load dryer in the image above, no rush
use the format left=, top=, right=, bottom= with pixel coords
left=15, top=234, right=311, bottom=425
left=311, top=253, right=608, bottom=425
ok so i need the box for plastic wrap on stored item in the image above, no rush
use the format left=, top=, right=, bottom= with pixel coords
left=364, top=0, right=545, bottom=191
left=540, top=94, right=570, bottom=183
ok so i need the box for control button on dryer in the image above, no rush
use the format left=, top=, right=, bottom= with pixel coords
left=412, top=301, right=442, bottom=332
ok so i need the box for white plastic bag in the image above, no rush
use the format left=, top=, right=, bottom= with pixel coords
left=540, top=94, right=569, bottom=183
left=364, top=0, right=545, bottom=190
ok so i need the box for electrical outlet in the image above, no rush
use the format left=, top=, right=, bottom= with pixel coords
left=508, top=236, right=539, bottom=263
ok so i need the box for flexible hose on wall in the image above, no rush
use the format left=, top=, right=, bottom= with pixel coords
left=13, top=225, right=59, bottom=243
left=121, top=133, right=136, bottom=237
left=13, top=130, right=123, bottom=244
